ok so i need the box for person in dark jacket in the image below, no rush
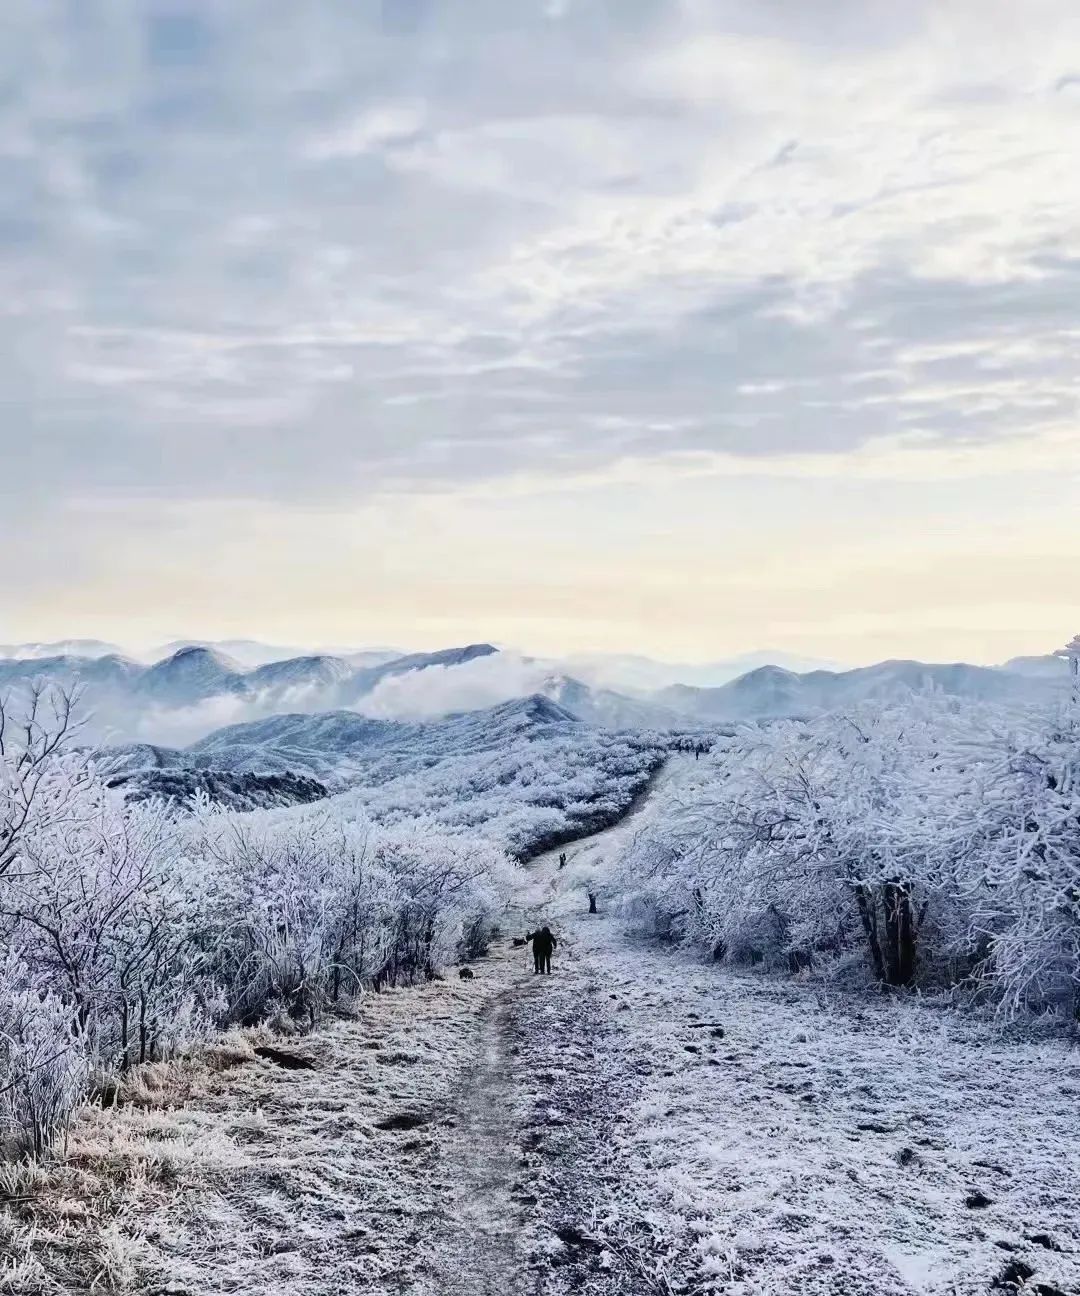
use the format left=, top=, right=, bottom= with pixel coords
left=526, top=926, right=557, bottom=974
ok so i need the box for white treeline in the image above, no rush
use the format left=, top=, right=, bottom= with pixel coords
left=337, top=731, right=667, bottom=859
left=620, top=694, right=1080, bottom=1020
left=0, top=689, right=511, bottom=1158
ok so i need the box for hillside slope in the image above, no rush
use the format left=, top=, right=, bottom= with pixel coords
left=103, top=696, right=669, bottom=857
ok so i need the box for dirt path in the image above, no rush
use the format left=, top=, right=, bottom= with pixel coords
left=418, top=985, right=532, bottom=1295
left=414, top=787, right=687, bottom=1296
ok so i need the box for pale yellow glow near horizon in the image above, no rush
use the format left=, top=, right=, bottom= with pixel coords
left=14, top=436, right=1080, bottom=668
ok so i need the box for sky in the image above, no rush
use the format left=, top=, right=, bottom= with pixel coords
left=2, top=0, right=1079, bottom=666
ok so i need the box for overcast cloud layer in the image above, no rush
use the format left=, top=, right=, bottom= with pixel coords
left=3, top=1, right=1079, bottom=662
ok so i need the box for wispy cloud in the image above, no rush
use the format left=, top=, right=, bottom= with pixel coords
left=3, top=1, right=1080, bottom=657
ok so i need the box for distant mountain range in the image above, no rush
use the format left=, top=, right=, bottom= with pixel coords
left=656, top=658, right=1070, bottom=722
left=562, top=648, right=846, bottom=691
left=0, top=638, right=406, bottom=669
left=0, top=638, right=127, bottom=661
left=0, top=638, right=1071, bottom=747
left=0, top=643, right=501, bottom=743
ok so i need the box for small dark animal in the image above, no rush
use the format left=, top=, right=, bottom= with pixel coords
left=458, top=967, right=475, bottom=980
left=512, top=936, right=527, bottom=947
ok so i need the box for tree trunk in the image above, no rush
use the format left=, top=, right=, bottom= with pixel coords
left=882, top=880, right=917, bottom=987
left=854, top=882, right=887, bottom=984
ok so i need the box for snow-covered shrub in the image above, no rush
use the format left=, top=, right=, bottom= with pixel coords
left=369, top=823, right=510, bottom=981
left=181, top=806, right=392, bottom=1023
left=8, top=783, right=197, bottom=1070
left=0, top=690, right=517, bottom=1156
left=966, top=709, right=1080, bottom=1015
left=182, top=806, right=511, bottom=1009
left=0, top=963, right=90, bottom=1157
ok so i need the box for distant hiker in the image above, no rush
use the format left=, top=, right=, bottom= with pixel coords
left=527, top=926, right=557, bottom=974
left=558, top=851, right=567, bottom=869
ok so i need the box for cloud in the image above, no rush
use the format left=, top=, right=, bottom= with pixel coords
left=307, top=102, right=429, bottom=160
left=124, top=694, right=256, bottom=749
left=356, top=653, right=551, bottom=720
left=3, top=1, right=1080, bottom=658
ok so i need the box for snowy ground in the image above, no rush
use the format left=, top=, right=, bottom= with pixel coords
left=3, top=771, right=1079, bottom=1296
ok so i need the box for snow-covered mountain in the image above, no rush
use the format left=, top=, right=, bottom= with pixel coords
left=245, top=653, right=355, bottom=694
left=340, top=648, right=408, bottom=668
left=149, top=639, right=308, bottom=669
left=539, top=674, right=686, bottom=729
left=563, top=648, right=845, bottom=692
left=659, top=659, right=1065, bottom=722
left=135, top=646, right=250, bottom=706
left=0, top=651, right=143, bottom=688
left=101, top=694, right=587, bottom=794
left=180, top=692, right=579, bottom=782
left=144, top=639, right=410, bottom=668
left=0, top=642, right=505, bottom=744
left=102, top=693, right=667, bottom=856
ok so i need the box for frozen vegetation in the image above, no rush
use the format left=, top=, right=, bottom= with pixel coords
left=105, top=694, right=671, bottom=853
left=0, top=688, right=666, bottom=1162
left=2, top=788, right=1077, bottom=1296
left=619, top=694, right=1080, bottom=1018
left=1, top=669, right=1078, bottom=1295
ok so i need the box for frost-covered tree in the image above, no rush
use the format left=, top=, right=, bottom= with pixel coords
left=0, top=689, right=96, bottom=1154
left=6, top=786, right=197, bottom=1070
left=0, top=685, right=89, bottom=880
left=619, top=695, right=1080, bottom=1014
left=967, top=703, right=1080, bottom=1015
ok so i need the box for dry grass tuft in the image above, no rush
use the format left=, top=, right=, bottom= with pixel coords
left=0, top=1026, right=280, bottom=1292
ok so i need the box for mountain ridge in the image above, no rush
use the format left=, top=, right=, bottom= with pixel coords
left=1, top=639, right=1071, bottom=746
left=658, top=657, right=1066, bottom=721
